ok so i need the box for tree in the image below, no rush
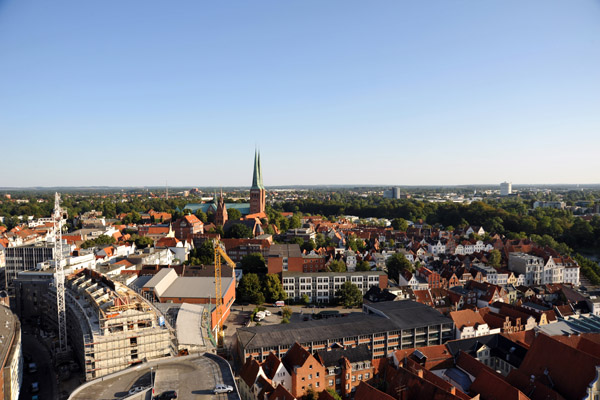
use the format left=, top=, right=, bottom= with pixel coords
left=392, top=218, right=408, bottom=231
left=281, top=306, right=292, bottom=320
left=240, top=253, right=267, bottom=274
left=304, top=387, right=318, bottom=400
left=386, top=252, right=413, bottom=281
left=336, top=281, right=362, bottom=308
left=81, top=234, right=116, bottom=249
left=326, top=388, right=343, bottom=400
left=289, top=215, right=301, bottom=229
left=301, top=239, right=316, bottom=252
left=301, top=293, right=310, bottom=306
left=263, top=274, right=287, bottom=302
left=227, top=208, right=242, bottom=221
left=488, top=249, right=502, bottom=269
left=290, top=237, right=304, bottom=246
left=226, top=223, right=253, bottom=239
left=187, top=240, right=214, bottom=265
left=134, top=236, right=154, bottom=249
left=238, top=273, right=263, bottom=304
left=356, top=260, right=372, bottom=271
left=328, top=260, right=347, bottom=272
left=195, top=210, right=208, bottom=223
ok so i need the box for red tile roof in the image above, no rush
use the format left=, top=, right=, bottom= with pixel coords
left=470, top=368, right=530, bottom=400
left=449, top=309, right=487, bottom=330
left=354, top=382, right=395, bottom=400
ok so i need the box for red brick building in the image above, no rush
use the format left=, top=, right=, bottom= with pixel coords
left=172, top=214, right=204, bottom=240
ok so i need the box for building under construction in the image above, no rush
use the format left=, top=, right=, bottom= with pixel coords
left=64, top=269, right=173, bottom=380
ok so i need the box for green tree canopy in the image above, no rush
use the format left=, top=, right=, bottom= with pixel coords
left=328, top=260, right=347, bottom=272
left=391, top=218, right=409, bottom=231
left=262, top=274, right=287, bottom=302
left=488, top=249, right=502, bottom=269
left=227, top=208, right=242, bottom=221
left=187, top=240, right=214, bottom=265
left=238, top=273, right=264, bottom=304
left=355, top=260, right=372, bottom=271
left=301, top=293, right=310, bottom=305
left=386, top=252, right=413, bottom=281
left=81, top=234, right=116, bottom=249
left=226, top=223, right=253, bottom=239
left=240, top=253, right=267, bottom=274
left=195, top=210, right=208, bottom=223
left=134, top=236, right=154, bottom=249
left=336, top=281, right=363, bottom=308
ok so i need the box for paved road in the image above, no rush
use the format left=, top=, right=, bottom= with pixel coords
left=20, top=333, right=57, bottom=400
left=71, top=354, right=237, bottom=400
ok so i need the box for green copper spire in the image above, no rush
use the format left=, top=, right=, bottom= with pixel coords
left=251, top=150, right=264, bottom=190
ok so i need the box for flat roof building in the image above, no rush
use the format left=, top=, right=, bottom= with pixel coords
left=237, top=300, right=454, bottom=362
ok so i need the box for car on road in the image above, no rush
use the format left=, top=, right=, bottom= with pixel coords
left=153, top=390, right=177, bottom=400
left=128, top=386, right=145, bottom=395
left=28, top=363, right=37, bottom=373
left=214, top=384, right=234, bottom=394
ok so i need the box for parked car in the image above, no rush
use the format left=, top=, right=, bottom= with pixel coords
left=274, top=301, right=285, bottom=307
left=129, top=386, right=145, bottom=395
left=214, top=384, right=234, bottom=394
left=264, top=310, right=271, bottom=316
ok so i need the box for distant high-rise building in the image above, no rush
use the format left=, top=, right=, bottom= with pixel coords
left=383, top=187, right=401, bottom=199
left=500, top=182, right=512, bottom=196
left=250, top=150, right=266, bottom=214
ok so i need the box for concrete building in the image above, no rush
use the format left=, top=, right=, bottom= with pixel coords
left=508, top=252, right=545, bottom=286
left=15, top=268, right=173, bottom=381
left=67, top=269, right=173, bottom=380
left=237, top=300, right=454, bottom=362
left=0, top=304, right=22, bottom=400
left=4, top=243, right=59, bottom=289
left=141, top=268, right=236, bottom=333
left=500, top=182, right=512, bottom=196
left=281, top=271, right=387, bottom=303
left=383, top=187, right=401, bottom=199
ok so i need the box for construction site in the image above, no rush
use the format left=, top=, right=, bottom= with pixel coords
left=65, top=268, right=174, bottom=380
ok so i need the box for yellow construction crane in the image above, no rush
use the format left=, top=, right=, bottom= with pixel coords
left=213, top=240, right=235, bottom=347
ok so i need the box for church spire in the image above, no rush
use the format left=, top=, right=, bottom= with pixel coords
left=252, top=149, right=264, bottom=190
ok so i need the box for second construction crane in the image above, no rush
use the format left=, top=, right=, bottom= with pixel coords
left=213, top=240, right=235, bottom=347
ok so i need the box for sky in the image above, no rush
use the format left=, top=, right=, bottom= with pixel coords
left=1, top=0, right=599, bottom=187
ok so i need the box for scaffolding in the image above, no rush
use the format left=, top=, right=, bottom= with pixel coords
left=66, top=269, right=172, bottom=380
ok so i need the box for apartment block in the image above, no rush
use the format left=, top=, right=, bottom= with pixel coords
left=281, top=271, right=387, bottom=303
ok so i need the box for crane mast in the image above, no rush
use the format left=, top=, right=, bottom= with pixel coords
left=213, top=240, right=235, bottom=347
left=54, top=192, right=68, bottom=353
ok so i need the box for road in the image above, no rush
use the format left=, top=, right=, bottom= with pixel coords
left=20, top=333, right=57, bottom=400
left=70, top=354, right=237, bottom=400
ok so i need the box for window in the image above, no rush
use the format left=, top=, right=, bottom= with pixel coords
left=316, top=372, right=320, bottom=377
left=316, top=382, right=320, bottom=388
left=309, top=374, right=312, bottom=380
left=336, top=378, right=341, bottom=384
left=310, top=364, right=313, bottom=369
left=346, top=373, right=349, bottom=379
left=345, top=384, right=349, bottom=390
left=329, top=380, right=334, bottom=386
left=352, top=376, right=356, bottom=382
left=358, top=375, right=362, bottom=381
left=365, top=373, right=370, bottom=379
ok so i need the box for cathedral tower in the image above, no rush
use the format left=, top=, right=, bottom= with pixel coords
left=250, top=150, right=266, bottom=215
left=215, top=189, right=228, bottom=227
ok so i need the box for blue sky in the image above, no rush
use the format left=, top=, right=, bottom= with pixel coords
left=1, top=0, right=599, bottom=187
